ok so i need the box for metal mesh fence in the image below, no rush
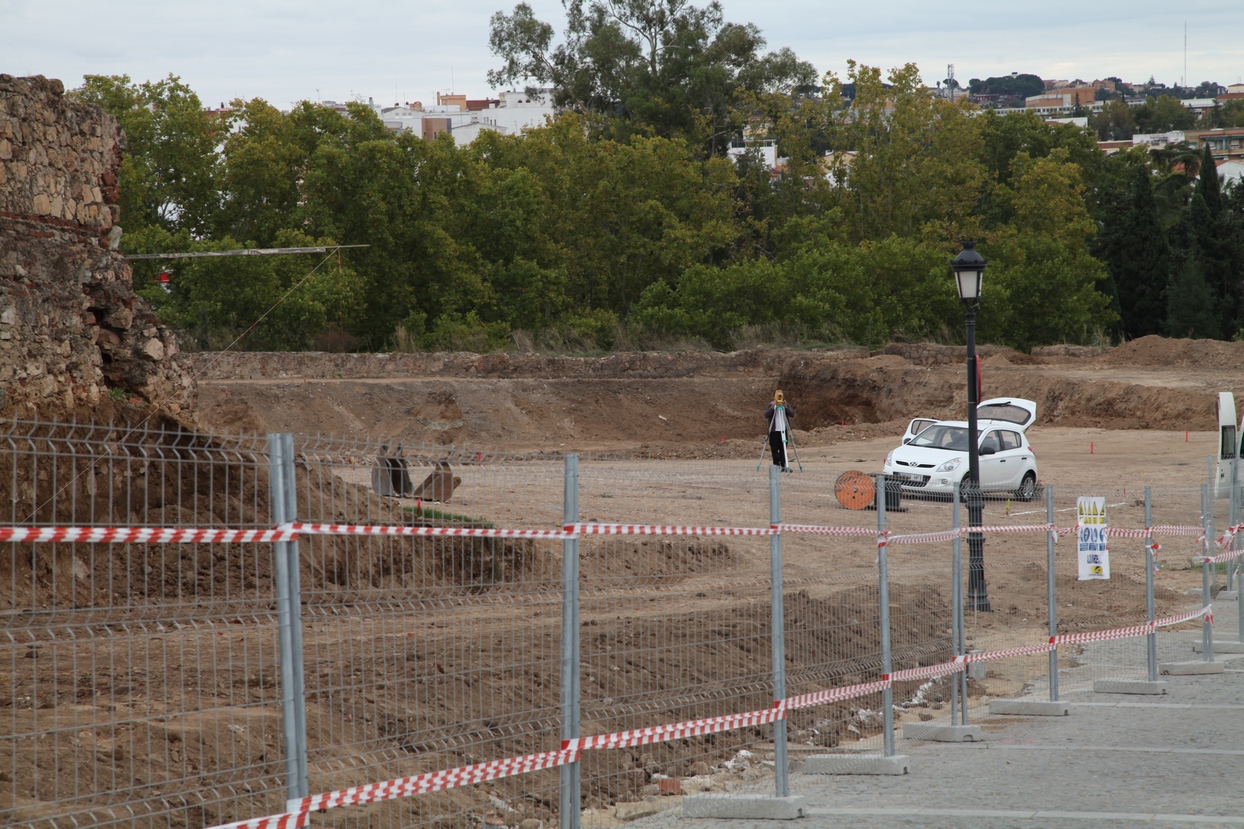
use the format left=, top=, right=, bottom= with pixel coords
left=574, top=460, right=776, bottom=825
left=289, top=436, right=567, bottom=829
left=1, top=418, right=285, bottom=829
left=1, top=419, right=1238, bottom=829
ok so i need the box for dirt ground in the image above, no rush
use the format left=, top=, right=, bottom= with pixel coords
left=8, top=336, right=1244, bottom=828
left=187, top=333, right=1242, bottom=719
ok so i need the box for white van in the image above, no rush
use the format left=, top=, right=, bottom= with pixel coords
left=1215, top=392, right=1244, bottom=499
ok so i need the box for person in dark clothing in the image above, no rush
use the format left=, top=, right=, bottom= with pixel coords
left=764, top=390, right=794, bottom=471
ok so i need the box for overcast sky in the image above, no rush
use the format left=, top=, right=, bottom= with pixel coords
left=3, top=1, right=1242, bottom=110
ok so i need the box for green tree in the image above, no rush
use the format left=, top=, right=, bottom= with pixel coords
left=1165, top=255, right=1220, bottom=338
left=487, top=0, right=815, bottom=153
left=816, top=62, right=986, bottom=243
left=1134, top=95, right=1197, bottom=133
left=1096, top=163, right=1170, bottom=338
left=1091, top=98, right=1138, bottom=140
left=72, top=74, right=222, bottom=237
left=984, top=151, right=1116, bottom=349
left=133, top=228, right=366, bottom=351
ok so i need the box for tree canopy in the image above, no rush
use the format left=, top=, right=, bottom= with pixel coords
left=487, top=0, right=816, bottom=153
left=72, top=55, right=1244, bottom=356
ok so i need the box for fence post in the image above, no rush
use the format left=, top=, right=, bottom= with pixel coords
left=268, top=434, right=307, bottom=801
left=951, top=483, right=963, bottom=724
left=1145, top=487, right=1157, bottom=682
left=560, top=454, right=581, bottom=829
left=1230, top=450, right=1239, bottom=592
left=280, top=433, right=310, bottom=798
left=1201, top=484, right=1215, bottom=662
left=876, top=475, right=894, bottom=756
left=1047, top=484, right=1059, bottom=701
left=768, top=465, right=789, bottom=797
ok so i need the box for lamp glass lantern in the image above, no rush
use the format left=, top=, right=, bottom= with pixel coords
left=952, top=242, right=986, bottom=305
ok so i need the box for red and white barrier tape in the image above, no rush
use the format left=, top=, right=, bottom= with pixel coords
left=1154, top=605, right=1213, bottom=627
left=1202, top=546, right=1244, bottom=565
left=887, top=660, right=965, bottom=683
left=285, top=522, right=572, bottom=540
left=570, top=523, right=776, bottom=536
left=775, top=523, right=880, bottom=538
left=885, top=530, right=961, bottom=545
left=298, top=748, right=579, bottom=813
left=1052, top=623, right=1155, bottom=645
left=961, top=642, right=1055, bottom=662
left=0, top=526, right=296, bottom=544
left=1053, top=605, right=1212, bottom=644
left=975, top=523, right=1065, bottom=536
left=206, top=594, right=1219, bottom=829
left=1216, top=522, right=1243, bottom=547
left=783, top=679, right=891, bottom=710
left=566, top=706, right=784, bottom=751
left=209, top=812, right=310, bottom=829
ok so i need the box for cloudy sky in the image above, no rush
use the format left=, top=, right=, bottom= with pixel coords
left=3, top=0, right=1242, bottom=109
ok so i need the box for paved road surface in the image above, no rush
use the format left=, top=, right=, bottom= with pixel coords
left=673, top=596, right=1244, bottom=828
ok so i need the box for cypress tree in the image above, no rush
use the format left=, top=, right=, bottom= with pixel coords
left=1165, top=254, right=1220, bottom=338
left=1100, top=163, right=1170, bottom=338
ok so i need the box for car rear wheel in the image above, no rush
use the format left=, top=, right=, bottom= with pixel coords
left=1015, top=472, right=1036, bottom=502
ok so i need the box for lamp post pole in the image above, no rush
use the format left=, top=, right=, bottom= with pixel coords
left=953, top=242, right=991, bottom=612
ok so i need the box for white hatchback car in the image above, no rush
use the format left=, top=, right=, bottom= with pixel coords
left=882, top=398, right=1039, bottom=501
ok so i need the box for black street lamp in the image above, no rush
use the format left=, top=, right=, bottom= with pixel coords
left=953, top=242, right=991, bottom=612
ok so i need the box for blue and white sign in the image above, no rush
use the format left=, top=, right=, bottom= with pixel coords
left=1077, top=496, right=1110, bottom=580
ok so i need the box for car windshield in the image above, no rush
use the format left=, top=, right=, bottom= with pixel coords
left=910, top=424, right=970, bottom=451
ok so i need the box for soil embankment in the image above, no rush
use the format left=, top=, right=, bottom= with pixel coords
left=187, top=336, right=1244, bottom=452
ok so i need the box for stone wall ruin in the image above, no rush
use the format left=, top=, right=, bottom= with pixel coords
left=0, top=74, right=193, bottom=418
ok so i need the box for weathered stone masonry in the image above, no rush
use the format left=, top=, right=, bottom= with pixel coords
left=0, top=74, right=193, bottom=417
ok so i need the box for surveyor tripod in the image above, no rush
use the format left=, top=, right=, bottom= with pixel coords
left=756, top=405, right=802, bottom=472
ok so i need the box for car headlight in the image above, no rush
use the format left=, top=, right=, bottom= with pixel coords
left=935, top=458, right=962, bottom=473
left=884, top=451, right=894, bottom=466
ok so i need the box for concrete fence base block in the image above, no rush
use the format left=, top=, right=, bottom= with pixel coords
left=1093, top=680, right=1167, bottom=695
left=1216, top=590, right=1238, bottom=600
left=801, top=754, right=910, bottom=775
left=901, top=722, right=981, bottom=742
left=1160, top=660, right=1226, bottom=675
left=988, top=699, right=1070, bottom=716
left=1192, top=640, right=1244, bottom=654
left=682, top=795, right=808, bottom=820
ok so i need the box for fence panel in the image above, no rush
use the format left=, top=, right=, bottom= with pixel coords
left=779, top=467, right=890, bottom=758
left=288, top=436, right=567, bottom=829
left=572, top=458, right=777, bottom=826
left=1, top=418, right=285, bottom=829
left=3, top=418, right=1234, bottom=829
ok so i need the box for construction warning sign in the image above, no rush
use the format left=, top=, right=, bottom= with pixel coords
left=1076, top=496, right=1110, bottom=580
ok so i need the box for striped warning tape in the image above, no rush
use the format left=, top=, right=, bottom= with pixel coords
left=775, top=523, right=881, bottom=538
left=1108, top=525, right=1205, bottom=539
left=204, top=596, right=1218, bottom=829
left=783, top=679, right=892, bottom=711
left=209, top=812, right=309, bottom=829
left=960, top=643, right=1054, bottom=662
left=296, top=748, right=579, bottom=813
left=1052, top=605, right=1212, bottom=644
left=0, top=526, right=297, bottom=543
left=566, top=706, right=784, bottom=751
left=886, top=530, right=961, bottom=545
left=1154, top=605, right=1213, bottom=627
left=1203, top=548, right=1244, bottom=564
left=1052, top=623, right=1154, bottom=645
left=570, top=523, right=776, bottom=536
left=286, top=522, right=572, bottom=539
left=887, top=660, right=965, bottom=683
